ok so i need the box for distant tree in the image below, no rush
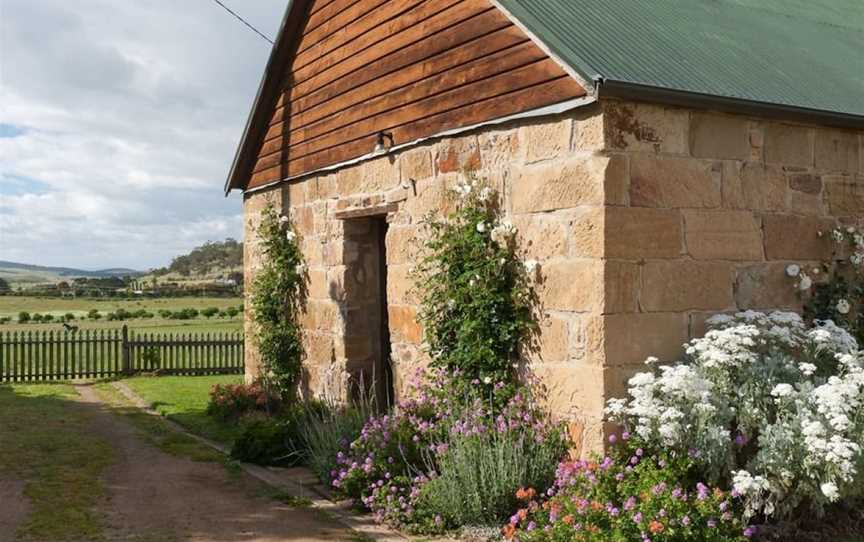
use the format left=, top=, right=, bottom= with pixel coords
left=31, top=313, right=43, bottom=323
left=87, top=309, right=102, bottom=320
left=64, top=312, right=75, bottom=321
left=158, top=309, right=173, bottom=319
left=17, top=311, right=30, bottom=323
left=42, top=314, right=54, bottom=323
left=0, top=277, right=10, bottom=294
left=201, top=307, right=219, bottom=319
left=225, top=306, right=240, bottom=319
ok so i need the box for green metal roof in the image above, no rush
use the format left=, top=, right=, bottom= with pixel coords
left=497, top=0, right=864, bottom=118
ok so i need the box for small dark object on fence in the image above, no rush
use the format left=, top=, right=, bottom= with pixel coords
left=62, top=322, right=79, bottom=333
left=0, top=325, right=244, bottom=383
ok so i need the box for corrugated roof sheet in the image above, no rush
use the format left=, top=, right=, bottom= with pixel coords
left=497, top=0, right=864, bottom=117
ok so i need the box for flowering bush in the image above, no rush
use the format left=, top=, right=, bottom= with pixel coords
left=250, top=203, right=306, bottom=399
left=331, top=368, right=568, bottom=534
left=606, top=311, right=864, bottom=520
left=506, top=438, right=750, bottom=542
left=206, top=381, right=278, bottom=421
left=416, top=178, right=534, bottom=396
left=787, top=225, right=864, bottom=344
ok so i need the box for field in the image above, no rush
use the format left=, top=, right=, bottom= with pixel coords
left=0, top=295, right=244, bottom=334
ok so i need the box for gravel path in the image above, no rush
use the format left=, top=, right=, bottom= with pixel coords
left=74, top=384, right=356, bottom=542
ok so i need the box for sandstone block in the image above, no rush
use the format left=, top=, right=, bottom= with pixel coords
left=307, top=268, right=329, bottom=300
left=572, top=107, right=605, bottom=151
left=763, top=214, right=835, bottom=260
left=764, top=123, right=813, bottom=167
left=539, top=260, right=604, bottom=312
left=722, top=162, right=786, bottom=212
left=605, top=207, right=683, bottom=259
left=604, top=261, right=640, bottom=313
left=683, top=210, right=763, bottom=261
left=388, top=305, right=423, bottom=344
left=530, top=363, right=606, bottom=418
left=478, top=128, right=520, bottom=169
left=512, top=214, right=570, bottom=260
left=436, top=135, right=481, bottom=174
left=825, top=176, right=864, bottom=215
left=526, top=313, right=569, bottom=363
left=603, top=312, right=689, bottom=366
left=603, top=154, right=629, bottom=206
left=630, top=155, right=721, bottom=208
left=385, top=264, right=419, bottom=306
left=815, top=129, right=859, bottom=173
left=399, top=147, right=434, bottom=181
left=568, top=208, right=605, bottom=258
left=511, top=156, right=608, bottom=213
left=286, top=180, right=306, bottom=207
left=735, top=262, right=801, bottom=310
left=305, top=332, right=335, bottom=365
left=788, top=173, right=822, bottom=195
left=603, top=101, right=688, bottom=154
left=640, top=261, right=735, bottom=312
left=385, top=226, right=418, bottom=265
left=689, top=112, right=750, bottom=159
left=521, top=118, right=572, bottom=163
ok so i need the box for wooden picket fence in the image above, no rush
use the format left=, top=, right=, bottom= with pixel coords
left=0, top=326, right=244, bottom=383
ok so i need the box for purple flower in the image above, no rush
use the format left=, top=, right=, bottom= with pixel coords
left=608, top=434, right=618, bottom=444
left=743, top=526, right=757, bottom=538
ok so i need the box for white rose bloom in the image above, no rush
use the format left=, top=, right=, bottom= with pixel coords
left=799, top=362, right=817, bottom=376
left=482, top=376, right=492, bottom=384
left=799, top=274, right=812, bottom=290
left=770, top=383, right=794, bottom=398
left=832, top=229, right=845, bottom=243
left=836, top=299, right=851, bottom=314
left=295, top=263, right=306, bottom=274
left=820, top=482, right=840, bottom=501
left=476, top=221, right=487, bottom=233
left=523, top=260, right=539, bottom=275
left=279, top=215, right=290, bottom=224
left=286, top=230, right=296, bottom=241
left=847, top=226, right=856, bottom=234
left=785, top=264, right=801, bottom=277
left=851, top=253, right=864, bottom=266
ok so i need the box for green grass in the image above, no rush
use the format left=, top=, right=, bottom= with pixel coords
left=0, top=295, right=243, bottom=334
left=120, top=375, right=245, bottom=446
left=93, top=382, right=225, bottom=463
left=0, top=384, right=114, bottom=540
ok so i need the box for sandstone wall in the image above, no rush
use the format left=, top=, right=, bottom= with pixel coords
left=243, top=104, right=618, bottom=450
left=600, top=99, right=864, bottom=409
left=242, top=96, right=863, bottom=455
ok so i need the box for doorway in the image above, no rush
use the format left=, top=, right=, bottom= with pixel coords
left=342, top=216, right=394, bottom=408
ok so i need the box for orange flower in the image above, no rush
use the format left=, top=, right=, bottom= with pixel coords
left=649, top=520, right=665, bottom=534
left=590, top=501, right=604, bottom=511
left=517, top=508, right=528, bottom=521
left=562, top=514, right=574, bottom=525
left=502, top=524, right=516, bottom=539
left=516, top=487, right=537, bottom=501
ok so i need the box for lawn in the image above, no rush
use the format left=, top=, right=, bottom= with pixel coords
left=0, top=384, right=114, bottom=540
left=120, top=375, right=245, bottom=445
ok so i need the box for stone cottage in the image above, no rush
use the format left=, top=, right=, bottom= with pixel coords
left=226, top=0, right=864, bottom=452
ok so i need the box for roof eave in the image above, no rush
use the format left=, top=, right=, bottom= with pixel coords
left=224, top=0, right=310, bottom=196
left=597, top=79, right=864, bottom=130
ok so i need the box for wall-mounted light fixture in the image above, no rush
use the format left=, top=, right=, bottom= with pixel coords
left=373, top=131, right=394, bottom=154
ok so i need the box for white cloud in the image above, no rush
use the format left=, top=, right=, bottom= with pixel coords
left=0, top=0, right=287, bottom=269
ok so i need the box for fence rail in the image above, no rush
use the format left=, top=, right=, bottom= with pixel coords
left=0, top=325, right=244, bottom=383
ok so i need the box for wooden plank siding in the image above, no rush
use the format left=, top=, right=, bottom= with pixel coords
left=245, top=0, right=585, bottom=190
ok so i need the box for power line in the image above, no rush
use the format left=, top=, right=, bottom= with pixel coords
left=207, top=0, right=274, bottom=44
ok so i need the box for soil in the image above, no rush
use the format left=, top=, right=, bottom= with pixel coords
left=73, top=384, right=356, bottom=542
left=0, top=478, right=30, bottom=542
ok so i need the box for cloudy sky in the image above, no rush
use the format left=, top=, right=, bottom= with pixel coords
left=0, top=0, right=288, bottom=270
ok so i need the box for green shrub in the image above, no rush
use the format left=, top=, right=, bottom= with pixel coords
left=42, top=314, right=54, bottom=323
left=226, top=306, right=240, bottom=318
left=206, top=381, right=278, bottom=420
left=64, top=312, right=75, bottom=321
left=32, top=313, right=43, bottom=323
left=419, top=426, right=568, bottom=528
left=201, top=307, right=219, bottom=319
left=87, top=309, right=101, bottom=320
left=230, top=417, right=304, bottom=466
left=300, top=396, right=374, bottom=483
left=157, top=309, right=173, bottom=319
left=18, top=311, right=31, bottom=323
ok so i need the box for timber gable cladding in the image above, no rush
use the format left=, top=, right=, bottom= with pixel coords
left=244, top=0, right=586, bottom=190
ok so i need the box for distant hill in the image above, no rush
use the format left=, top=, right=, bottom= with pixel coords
left=0, top=261, right=144, bottom=287
left=153, top=239, right=243, bottom=278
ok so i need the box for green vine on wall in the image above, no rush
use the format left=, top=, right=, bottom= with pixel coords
left=250, top=203, right=306, bottom=399
left=416, top=176, right=535, bottom=398
left=787, top=225, right=864, bottom=343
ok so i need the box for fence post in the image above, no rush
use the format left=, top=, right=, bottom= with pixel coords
left=121, top=325, right=131, bottom=375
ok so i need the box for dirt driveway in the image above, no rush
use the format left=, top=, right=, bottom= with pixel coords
left=1, top=384, right=359, bottom=542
